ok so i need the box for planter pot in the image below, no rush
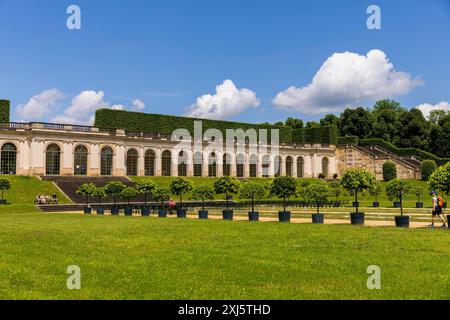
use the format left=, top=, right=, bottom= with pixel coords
left=393, top=202, right=401, bottom=208
left=0, top=199, right=6, bottom=205
left=111, top=206, right=120, bottom=215
left=158, top=210, right=167, bottom=218
left=223, top=210, right=234, bottom=221
left=333, top=201, right=341, bottom=208
left=124, top=207, right=133, bottom=216
left=395, top=215, right=410, bottom=228
left=177, top=209, right=187, bottom=218
left=312, top=213, right=324, bottom=224
left=141, top=207, right=150, bottom=216
left=248, top=212, right=259, bottom=222
left=83, top=207, right=92, bottom=214
left=198, top=210, right=208, bottom=220
left=350, top=212, right=365, bottom=225
left=373, top=202, right=380, bottom=208
left=447, top=215, right=450, bottom=229
left=352, top=201, right=360, bottom=208
left=416, top=202, right=424, bottom=209
left=278, top=211, right=291, bottom=223
left=96, top=207, right=105, bottom=215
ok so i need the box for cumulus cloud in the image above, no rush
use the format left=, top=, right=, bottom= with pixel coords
left=416, top=101, right=450, bottom=119
left=273, top=49, right=421, bottom=115
left=16, top=89, right=64, bottom=121
left=132, top=99, right=145, bottom=111
left=186, top=80, right=260, bottom=119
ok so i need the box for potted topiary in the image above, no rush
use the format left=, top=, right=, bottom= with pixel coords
left=153, top=186, right=171, bottom=217
left=269, top=176, right=297, bottom=223
left=105, top=181, right=126, bottom=215
left=369, top=181, right=383, bottom=208
left=170, top=177, right=193, bottom=218
left=411, top=185, right=425, bottom=208
left=330, top=180, right=342, bottom=207
left=240, top=182, right=267, bottom=222
left=341, top=169, right=375, bottom=225
left=93, top=187, right=106, bottom=215
left=301, top=182, right=331, bottom=224
left=0, top=178, right=11, bottom=205
left=76, top=183, right=96, bottom=214
left=191, top=184, right=215, bottom=219
left=121, top=187, right=137, bottom=216
left=135, top=179, right=157, bottom=216
left=214, top=176, right=241, bottom=221
left=428, top=162, right=450, bottom=228
left=383, top=161, right=397, bottom=182
left=386, top=179, right=411, bottom=228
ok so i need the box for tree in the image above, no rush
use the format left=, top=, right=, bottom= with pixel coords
left=93, top=187, right=107, bottom=206
left=393, top=108, right=429, bottom=150
left=0, top=178, right=11, bottom=201
left=421, top=160, right=437, bottom=181
left=428, top=162, right=450, bottom=195
left=240, top=182, right=267, bottom=212
left=104, top=181, right=126, bottom=206
left=320, top=114, right=341, bottom=128
left=371, top=100, right=405, bottom=142
left=369, top=181, right=383, bottom=203
left=382, top=161, right=397, bottom=181
left=135, top=179, right=157, bottom=206
left=411, top=185, right=425, bottom=203
left=269, top=176, right=297, bottom=212
left=301, top=182, right=331, bottom=215
left=339, top=107, right=373, bottom=138
left=191, top=184, right=215, bottom=211
left=341, top=169, right=375, bottom=214
left=213, top=176, right=241, bottom=211
left=330, top=180, right=343, bottom=200
left=153, top=186, right=171, bottom=208
left=305, top=121, right=320, bottom=129
left=76, top=183, right=96, bottom=206
left=385, top=179, right=411, bottom=216
left=121, top=187, right=137, bottom=206
left=170, top=177, right=193, bottom=210
left=285, top=117, right=304, bottom=129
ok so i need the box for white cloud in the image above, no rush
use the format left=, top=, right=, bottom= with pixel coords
left=416, top=101, right=450, bottom=119
left=16, top=89, right=64, bottom=121
left=186, top=80, right=260, bottom=119
left=132, top=99, right=145, bottom=111
left=111, top=104, right=126, bottom=111
left=273, top=49, right=421, bottom=115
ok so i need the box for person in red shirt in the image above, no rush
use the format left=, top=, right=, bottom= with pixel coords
left=168, top=199, right=177, bottom=215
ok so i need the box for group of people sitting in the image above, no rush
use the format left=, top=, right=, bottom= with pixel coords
left=36, top=193, right=58, bottom=205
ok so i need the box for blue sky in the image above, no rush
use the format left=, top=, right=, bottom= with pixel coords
left=1, top=0, right=450, bottom=124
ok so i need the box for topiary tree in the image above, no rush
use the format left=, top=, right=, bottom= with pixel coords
left=93, top=187, right=107, bottom=206
left=121, top=187, right=137, bottom=206
left=301, top=182, right=331, bottom=215
left=330, top=180, right=342, bottom=201
left=341, top=169, right=375, bottom=214
left=0, top=178, right=11, bottom=202
left=269, top=176, right=297, bottom=212
left=170, top=177, right=193, bottom=210
left=135, top=179, right=157, bottom=206
left=428, top=162, right=450, bottom=195
left=383, top=161, right=397, bottom=182
left=240, top=182, right=267, bottom=213
left=421, top=160, right=437, bottom=181
left=153, top=186, right=171, bottom=209
left=385, top=179, right=411, bottom=216
left=104, top=181, right=126, bottom=206
left=369, top=181, right=383, bottom=203
left=76, top=183, right=96, bottom=207
left=410, top=185, right=425, bottom=203
left=191, top=184, right=215, bottom=212
left=213, top=176, right=241, bottom=211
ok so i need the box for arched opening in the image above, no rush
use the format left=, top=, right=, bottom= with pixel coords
left=223, top=153, right=231, bottom=176
left=274, top=156, right=281, bottom=177
left=249, top=155, right=258, bottom=178
left=297, top=157, right=304, bottom=178
left=46, top=144, right=61, bottom=175
left=262, top=155, right=270, bottom=178
left=322, top=157, right=329, bottom=178
left=74, top=145, right=88, bottom=176
left=236, top=154, right=245, bottom=178
left=101, top=146, right=113, bottom=176
left=161, top=150, right=172, bottom=176
left=144, top=150, right=155, bottom=176
left=208, top=152, right=217, bottom=177
left=1, top=143, right=17, bottom=175
left=193, top=152, right=203, bottom=177
left=178, top=151, right=187, bottom=177
left=286, top=156, right=293, bottom=177
left=126, top=149, right=139, bottom=176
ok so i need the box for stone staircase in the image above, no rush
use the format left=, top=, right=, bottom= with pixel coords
left=359, top=145, right=421, bottom=171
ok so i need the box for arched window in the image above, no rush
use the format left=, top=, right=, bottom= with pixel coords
left=297, top=157, right=304, bottom=178
left=262, top=155, right=270, bottom=178
left=126, top=149, right=138, bottom=176
left=46, top=144, right=61, bottom=175
left=286, top=156, right=293, bottom=177
left=144, top=150, right=155, bottom=176
left=274, top=156, right=281, bottom=177
left=249, top=155, right=258, bottom=178
left=236, top=154, right=245, bottom=178
left=161, top=150, right=172, bottom=176
left=208, top=152, right=217, bottom=177
left=322, top=157, right=329, bottom=178
left=193, top=152, right=203, bottom=177
left=74, top=145, right=88, bottom=176
left=101, top=146, right=113, bottom=176
left=178, top=151, right=187, bottom=177
left=1, top=143, right=17, bottom=175
left=223, top=153, right=231, bottom=176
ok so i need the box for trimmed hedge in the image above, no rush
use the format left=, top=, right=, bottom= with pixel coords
left=94, top=109, right=339, bottom=145
left=383, top=161, right=397, bottom=182
left=421, top=160, right=437, bottom=181
left=0, top=100, right=10, bottom=123
left=338, top=136, right=359, bottom=145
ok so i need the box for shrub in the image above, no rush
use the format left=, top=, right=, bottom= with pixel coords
left=191, top=184, right=215, bottom=211
left=0, top=178, right=11, bottom=201
left=104, top=181, right=126, bottom=206
left=214, top=176, right=241, bottom=211
left=121, top=187, right=137, bottom=206
left=300, top=182, right=331, bottom=215
left=269, top=176, right=297, bottom=212
left=93, top=187, right=107, bottom=206
left=341, top=169, right=376, bottom=213
left=421, top=160, right=437, bottom=181
left=428, top=162, right=450, bottom=195
left=240, top=182, right=267, bottom=212
left=135, top=179, right=157, bottom=206
left=383, top=161, right=397, bottom=181
left=153, top=186, right=171, bottom=208
left=338, top=136, right=359, bottom=145
left=170, top=177, right=193, bottom=209
left=385, top=179, right=411, bottom=215
left=369, top=181, right=383, bottom=202
left=410, top=185, right=425, bottom=203
left=0, top=100, right=10, bottom=123
left=76, top=183, right=96, bottom=206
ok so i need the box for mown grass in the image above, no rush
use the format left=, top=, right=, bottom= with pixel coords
left=0, top=212, right=449, bottom=300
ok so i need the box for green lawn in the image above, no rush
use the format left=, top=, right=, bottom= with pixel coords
left=0, top=211, right=449, bottom=300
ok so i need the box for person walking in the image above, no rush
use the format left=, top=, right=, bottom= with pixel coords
left=429, top=191, right=447, bottom=228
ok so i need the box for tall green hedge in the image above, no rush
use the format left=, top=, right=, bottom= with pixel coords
left=0, top=100, right=10, bottom=123
left=338, top=136, right=359, bottom=145
left=94, top=109, right=339, bottom=145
